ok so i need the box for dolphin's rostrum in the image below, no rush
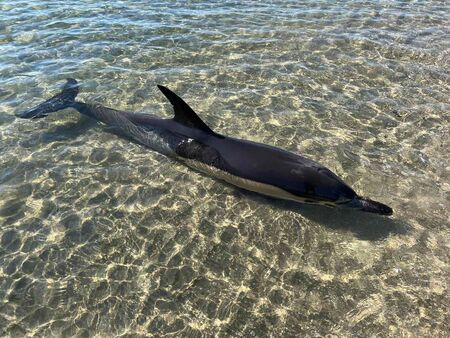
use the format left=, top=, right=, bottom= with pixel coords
left=17, top=78, right=393, bottom=215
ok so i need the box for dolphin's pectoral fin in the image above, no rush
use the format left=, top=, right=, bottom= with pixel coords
left=157, top=85, right=218, bottom=136
left=175, top=138, right=230, bottom=172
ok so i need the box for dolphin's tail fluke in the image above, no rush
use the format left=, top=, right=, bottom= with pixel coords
left=348, top=196, right=393, bottom=215
left=16, top=78, right=79, bottom=119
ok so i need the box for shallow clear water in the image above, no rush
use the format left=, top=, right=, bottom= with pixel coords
left=1, top=1, right=449, bottom=336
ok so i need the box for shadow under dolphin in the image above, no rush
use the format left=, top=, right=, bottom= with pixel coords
left=17, top=78, right=398, bottom=235
left=19, top=111, right=408, bottom=240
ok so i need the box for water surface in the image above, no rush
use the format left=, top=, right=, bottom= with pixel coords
left=0, top=1, right=449, bottom=337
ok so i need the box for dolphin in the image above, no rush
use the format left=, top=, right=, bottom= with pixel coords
left=16, top=78, right=393, bottom=215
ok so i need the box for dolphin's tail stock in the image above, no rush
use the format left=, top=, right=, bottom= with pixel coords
left=348, top=196, right=393, bottom=215
left=16, top=78, right=79, bottom=119
left=16, top=77, right=177, bottom=155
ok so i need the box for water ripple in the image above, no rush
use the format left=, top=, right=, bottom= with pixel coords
left=0, top=0, right=449, bottom=336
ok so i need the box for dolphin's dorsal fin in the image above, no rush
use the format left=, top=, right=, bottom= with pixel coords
left=157, top=85, right=215, bottom=135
